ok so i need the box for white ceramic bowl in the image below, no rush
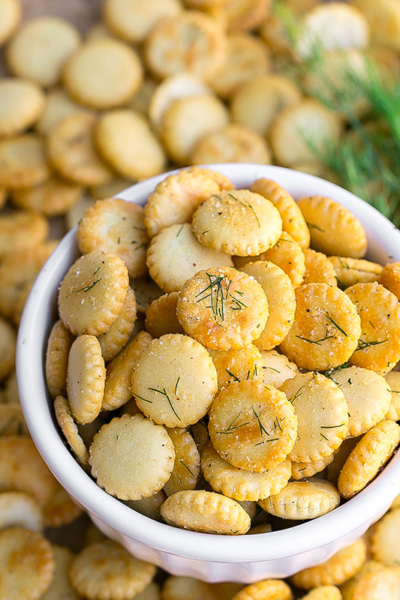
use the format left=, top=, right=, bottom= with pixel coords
left=17, top=164, right=400, bottom=583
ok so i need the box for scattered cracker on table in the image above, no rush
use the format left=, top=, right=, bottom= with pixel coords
left=0, top=0, right=21, bottom=45
left=0, top=491, right=43, bottom=532
left=0, top=134, right=50, bottom=189
left=0, top=78, right=45, bottom=138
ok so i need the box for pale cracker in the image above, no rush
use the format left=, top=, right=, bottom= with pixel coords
left=280, top=372, right=348, bottom=463
left=66, top=335, right=105, bottom=424
left=380, top=261, right=400, bottom=299
left=235, top=232, right=306, bottom=288
left=0, top=316, right=16, bottom=383
left=12, top=176, right=83, bottom=217
left=103, top=330, right=152, bottom=412
left=290, top=538, right=367, bottom=589
left=292, top=454, right=336, bottom=481
left=0, top=491, right=43, bottom=532
left=7, top=16, right=80, bottom=87
left=304, top=249, right=338, bottom=286
left=43, top=482, right=82, bottom=528
left=351, top=0, right=400, bottom=51
left=164, top=428, right=200, bottom=496
left=89, top=414, right=175, bottom=500
left=176, top=267, right=269, bottom=350
left=328, top=366, right=391, bottom=438
left=280, top=283, right=361, bottom=372
left=260, top=479, right=340, bottom=520
left=259, top=349, right=298, bottom=388
left=192, top=190, right=282, bottom=257
left=162, top=576, right=218, bottom=600
left=69, top=540, right=156, bottom=600
left=125, top=489, right=166, bottom=523
left=329, top=257, right=382, bottom=289
left=385, top=371, right=400, bottom=421
left=41, top=545, right=80, bottom=600
left=224, top=0, right=271, bottom=33
left=297, top=196, right=367, bottom=259
left=342, top=566, right=400, bottom=600
left=208, top=380, right=297, bottom=472
left=209, top=344, right=263, bottom=390
left=201, top=441, right=291, bottom=501
left=0, top=404, right=28, bottom=436
left=160, top=490, right=251, bottom=535
left=45, top=320, right=74, bottom=399
left=242, top=261, right=296, bottom=351
left=346, top=282, right=400, bottom=373
left=97, top=288, right=137, bottom=362
left=338, top=420, right=400, bottom=499
left=0, top=78, right=45, bottom=138
left=131, top=333, right=218, bottom=427
left=230, top=580, right=293, bottom=600
left=148, top=72, right=212, bottom=132
left=0, top=134, right=50, bottom=189
left=63, top=39, right=143, bottom=110
left=58, top=251, right=129, bottom=336
left=159, top=94, right=229, bottom=165
left=370, top=508, right=400, bottom=567
left=103, top=0, right=182, bottom=44
left=296, top=3, right=369, bottom=58
left=147, top=223, right=233, bottom=293
left=78, top=198, right=148, bottom=279
left=209, top=33, right=270, bottom=100
left=191, top=124, right=272, bottom=166
left=145, top=292, right=184, bottom=338
left=35, top=88, right=91, bottom=137
left=269, top=99, right=343, bottom=168
left=144, top=166, right=233, bottom=238
left=0, top=0, right=21, bottom=45
left=230, top=74, right=302, bottom=138
left=47, top=113, right=113, bottom=187
left=0, top=435, right=57, bottom=507
left=0, top=527, right=55, bottom=600
left=54, top=396, right=89, bottom=465
left=250, top=178, right=310, bottom=249
left=144, top=11, right=227, bottom=81
left=95, top=110, right=166, bottom=180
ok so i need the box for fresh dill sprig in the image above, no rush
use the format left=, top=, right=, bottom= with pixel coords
left=217, top=411, right=249, bottom=435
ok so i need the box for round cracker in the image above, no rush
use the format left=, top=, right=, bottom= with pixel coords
left=58, top=251, right=129, bottom=336
left=131, top=334, right=218, bottom=427
left=145, top=292, right=183, bottom=338
left=297, top=195, right=367, bottom=259
left=250, top=178, right=310, bottom=249
left=0, top=211, right=49, bottom=260
left=47, top=113, right=113, bottom=187
left=280, top=372, right=348, bottom=463
left=78, top=198, right=149, bottom=279
left=147, top=223, right=233, bottom=293
left=0, top=78, right=45, bottom=138
left=385, top=371, right=400, bottom=421
left=54, top=396, right=89, bottom=465
left=209, top=344, right=264, bottom=390
left=63, top=39, right=143, bottom=110
left=260, top=478, right=340, bottom=520
left=202, top=441, right=291, bottom=502
left=89, top=414, right=175, bottom=500
left=164, top=428, right=200, bottom=496
left=40, top=545, right=79, bottom=600
left=346, top=282, right=400, bottom=373
left=370, top=508, right=400, bottom=568
left=304, top=249, right=338, bottom=286
left=259, top=349, right=298, bottom=389
left=69, top=540, right=156, bottom=600
left=0, top=404, right=28, bottom=436
left=45, top=320, right=75, bottom=399
left=66, top=335, right=105, bottom=425
left=224, top=0, right=271, bottom=33
left=338, top=420, right=400, bottom=499
left=300, top=586, right=342, bottom=600
left=0, top=491, right=43, bottom=533
left=162, top=576, right=218, bottom=600
left=103, top=0, right=182, bottom=44
left=0, top=0, right=21, bottom=45
left=43, top=482, right=82, bottom=528
left=208, top=380, right=297, bottom=472
left=291, top=454, right=336, bottom=481
left=0, top=527, right=55, bottom=600
left=95, top=110, right=166, bottom=180
left=329, top=256, right=382, bottom=288
left=0, top=134, right=50, bottom=189
left=291, top=538, right=367, bottom=589
left=97, top=287, right=137, bottom=362
left=35, top=88, right=91, bottom=137
left=6, top=16, right=80, bottom=87
left=380, top=261, right=400, bottom=299
left=280, top=283, right=361, bottom=372
left=241, top=261, right=296, bottom=351
left=176, top=266, right=269, bottom=350
left=192, top=190, right=282, bottom=257
left=160, top=490, right=251, bottom=535
left=230, top=580, right=293, bottom=600
left=12, top=176, right=83, bottom=217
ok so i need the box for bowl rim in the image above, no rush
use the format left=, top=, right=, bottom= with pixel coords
left=17, top=163, right=400, bottom=564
